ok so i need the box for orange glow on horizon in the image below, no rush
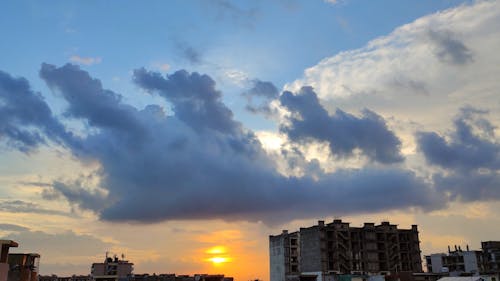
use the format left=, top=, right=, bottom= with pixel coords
left=205, top=246, right=227, bottom=255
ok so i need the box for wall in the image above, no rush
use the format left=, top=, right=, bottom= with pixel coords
left=270, top=235, right=286, bottom=281
left=300, top=227, right=322, bottom=273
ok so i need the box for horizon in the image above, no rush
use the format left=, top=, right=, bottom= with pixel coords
left=1, top=1, right=499, bottom=281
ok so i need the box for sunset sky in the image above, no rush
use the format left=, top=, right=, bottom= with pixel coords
left=1, top=1, right=500, bottom=281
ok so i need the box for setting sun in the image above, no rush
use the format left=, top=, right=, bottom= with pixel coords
left=207, top=256, right=231, bottom=265
left=204, top=246, right=233, bottom=266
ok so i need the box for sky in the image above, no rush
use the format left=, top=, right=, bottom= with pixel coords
left=0, top=0, right=499, bottom=280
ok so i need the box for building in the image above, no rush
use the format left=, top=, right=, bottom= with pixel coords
left=0, top=241, right=18, bottom=281
left=269, top=231, right=300, bottom=281
left=91, top=255, right=133, bottom=281
left=424, top=245, right=483, bottom=275
left=88, top=255, right=233, bottom=281
left=270, top=220, right=423, bottom=281
left=7, top=253, right=41, bottom=281
left=425, top=242, right=500, bottom=277
left=482, top=242, right=500, bottom=274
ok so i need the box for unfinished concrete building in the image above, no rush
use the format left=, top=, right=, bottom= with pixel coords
left=270, top=220, right=423, bottom=281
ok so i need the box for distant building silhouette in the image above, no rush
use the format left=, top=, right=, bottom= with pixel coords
left=0, top=240, right=18, bottom=281
left=7, top=253, right=40, bottom=281
left=0, top=240, right=40, bottom=281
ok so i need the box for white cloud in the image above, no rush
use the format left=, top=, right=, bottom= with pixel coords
left=224, top=68, right=250, bottom=86
left=287, top=1, right=500, bottom=135
left=69, top=55, right=102, bottom=66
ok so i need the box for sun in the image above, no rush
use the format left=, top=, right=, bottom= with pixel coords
left=207, top=256, right=230, bottom=265
left=204, top=246, right=233, bottom=266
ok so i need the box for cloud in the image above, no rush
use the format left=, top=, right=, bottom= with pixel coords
left=7, top=61, right=498, bottom=224
left=133, top=68, right=240, bottom=134
left=69, top=55, right=102, bottom=66
left=417, top=107, right=499, bottom=171
left=0, top=223, right=30, bottom=232
left=244, top=80, right=279, bottom=99
left=40, top=63, right=145, bottom=142
left=1, top=228, right=112, bottom=274
left=47, top=180, right=109, bottom=212
left=280, top=86, right=404, bottom=163
left=19, top=64, right=440, bottom=223
left=242, top=79, right=279, bottom=115
left=0, top=200, right=69, bottom=216
left=417, top=107, right=499, bottom=203
left=428, top=29, right=473, bottom=65
left=0, top=70, right=77, bottom=152
left=286, top=1, right=500, bottom=132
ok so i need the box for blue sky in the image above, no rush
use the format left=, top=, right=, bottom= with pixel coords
left=0, top=1, right=499, bottom=280
left=0, top=0, right=470, bottom=128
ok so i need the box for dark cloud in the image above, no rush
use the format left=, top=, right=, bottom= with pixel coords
left=133, top=68, right=240, bottom=134
left=280, top=86, right=404, bottom=163
left=428, top=29, right=473, bottom=65
left=417, top=107, right=499, bottom=171
left=0, top=70, right=77, bottom=152
left=39, top=63, right=145, bottom=139
left=434, top=170, right=500, bottom=202
left=417, top=107, right=499, bottom=203
left=244, top=80, right=279, bottom=99
left=48, top=180, right=109, bottom=212
left=0, top=200, right=69, bottom=216
left=0, top=64, right=446, bottom=223
left=243, top=79, right=279, bottom=115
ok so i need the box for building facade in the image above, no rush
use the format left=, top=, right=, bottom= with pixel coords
left=482, top=241, right=500, bottom=274
left=270, top=220, right=423, bottom=281
left=424, top=246, right=483, bottom=275
left=425, top=242, right=500, bottom=276
left=91, top=255, right=134, bottom=281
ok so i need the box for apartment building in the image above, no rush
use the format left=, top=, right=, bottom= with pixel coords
left=270, top=220, right=422, bottom=281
